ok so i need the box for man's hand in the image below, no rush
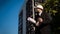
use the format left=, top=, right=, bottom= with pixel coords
left=36, top=18, right=43, bottom=26
left=38, top=18, right=43, bottom=23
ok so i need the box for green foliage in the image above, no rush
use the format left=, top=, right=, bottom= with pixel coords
left=41, top=0, right=59, bottom=16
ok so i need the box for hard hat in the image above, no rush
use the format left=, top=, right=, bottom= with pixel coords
left=36, top=5, right=43, bottom=10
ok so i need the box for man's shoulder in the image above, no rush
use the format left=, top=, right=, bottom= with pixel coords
left=43, top=11, right=48, bottom=14
left=42, top=11, right=51, bottom=18
left=42, top=11, right=48, bottom=15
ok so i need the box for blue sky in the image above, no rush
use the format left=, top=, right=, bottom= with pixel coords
left=0, top=0, right=25, bottom=34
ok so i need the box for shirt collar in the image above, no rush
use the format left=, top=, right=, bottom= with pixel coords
left=39, top=11, right=42, bottom=16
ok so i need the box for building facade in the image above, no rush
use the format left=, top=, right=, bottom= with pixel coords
left=18, top=10, right=23, bottom=34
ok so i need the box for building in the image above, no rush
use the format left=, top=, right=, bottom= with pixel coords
left=18, top=0, right=34, bottom=34
left=18, top=10, right=23, bottom=34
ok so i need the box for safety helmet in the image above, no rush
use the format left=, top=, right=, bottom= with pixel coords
left=36, top=5, right=43, bottom=10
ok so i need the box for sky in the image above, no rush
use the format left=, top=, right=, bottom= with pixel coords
left=0, top=0, right=25, bottom=34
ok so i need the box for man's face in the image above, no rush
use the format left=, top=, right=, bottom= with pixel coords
left=36, top=8, right=43, bottom=13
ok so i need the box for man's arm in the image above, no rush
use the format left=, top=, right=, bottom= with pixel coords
left=27, top=17, right=36, bottom=24
left=27, top=17, right=42, bottom=26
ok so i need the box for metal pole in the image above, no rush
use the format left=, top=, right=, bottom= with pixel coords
left=32, top=0, right=35, bottom=34
left=32, top=0, right=35, bottom=19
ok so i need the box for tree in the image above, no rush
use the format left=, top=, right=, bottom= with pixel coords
left=41, top=0, right=59, bottom=16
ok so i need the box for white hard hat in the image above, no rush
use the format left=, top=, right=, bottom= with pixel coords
left=36, top=5, right=43, bottom=10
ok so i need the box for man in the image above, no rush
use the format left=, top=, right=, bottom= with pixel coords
left=27, top=4, right=52, bottom=34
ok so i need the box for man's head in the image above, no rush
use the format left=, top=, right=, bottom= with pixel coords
left=35, top=5, right=43, bottom=12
